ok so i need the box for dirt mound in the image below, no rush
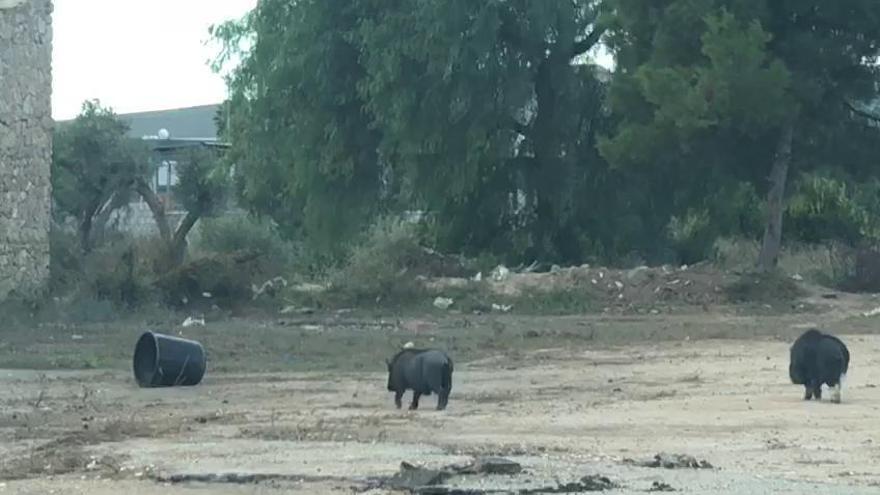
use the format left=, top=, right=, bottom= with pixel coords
left=427, top=263, right=739, bottom=312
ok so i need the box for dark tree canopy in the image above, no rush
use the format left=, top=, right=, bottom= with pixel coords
left=214, top=0, right=613, bottom=262
left=214, top=0, right=880, bottom=267
left=601, top=0, right=880, bottom=268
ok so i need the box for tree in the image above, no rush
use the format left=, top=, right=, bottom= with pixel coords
left=52, top=100, right=150, bottom=253
left=215, top=0, right=611, bottom=262
left=601, top=1, right=880, bottom=271
left=212, top=0, right=384, bottom=254
left=135, top=146, right=230, bottom=269
left=355, top=0, right=609, bottom=261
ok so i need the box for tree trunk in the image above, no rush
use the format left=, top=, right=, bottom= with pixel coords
left=757, top=123, right=794, bottom=272
left=78, top=198, right=102, bottom=254
left=134, top=178, right=172, bottom=243
left=90, top=191, right=129, bottom=248
left=134, top=178, right=203, bottom=270
left=170, top=210, right=201, bottom=267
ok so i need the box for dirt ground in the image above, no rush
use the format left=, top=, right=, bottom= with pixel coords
left=3, top=294, right=880, bottom=494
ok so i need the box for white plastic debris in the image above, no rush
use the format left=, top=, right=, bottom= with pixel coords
left=791, top=274, right=804, bottom=281
left=863, top=306, right=880, bottom=317
left=251, top=276, right=289, bottom=300
left=181, top=316, right=205, bottom=327
left=472, top=272, right=483, bottom=282
left=491, top=303, right=513, bottom=313
left=403, top=341, right=415, bottom=349
left=433, top=297, right=454, bottom=310
left=614, top=281, right=624, bottom=290
left=491, top=265, right=510, bottom=282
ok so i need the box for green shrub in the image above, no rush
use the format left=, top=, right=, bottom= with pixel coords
left=724, top=270, right=807, bottom=305
left=193, top=215, right=297, bottom=275
left=49, top=224, right=82, bottom=293
left=81, top=239, right=154, bottom=308
left=327, top=217, right=429, bottom=305
left=712, top=237, right=853, bottom=288
left=786, top=174, right=871, bottom=245
left=152, top=250, right=262, bottom=308
left=667, top=208, right=716, bottom=264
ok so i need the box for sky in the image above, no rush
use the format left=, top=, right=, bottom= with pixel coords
left=52, top=1, right=614, bottom=121
left=52, top=0, right=256, bottom=120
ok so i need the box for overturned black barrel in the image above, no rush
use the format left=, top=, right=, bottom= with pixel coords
left=133, top=331, right=207, bottom=387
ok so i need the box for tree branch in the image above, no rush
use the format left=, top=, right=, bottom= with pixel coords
left=134, top=178, right=172, bottom=243
left=571, top=27, right=605, bottom=59
left=845, top=100, right=880, bottom=124
left=173, top=210, right=201, bottom=249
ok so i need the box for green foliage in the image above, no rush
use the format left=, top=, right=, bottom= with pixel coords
left=172, top=147, right=230, bottom=217
left=49, top=229, right=155, bottom=309
left=194, top=215, right=297, bottom=274
left=207, top=0, right=880, bottom=273
left=212, top=0, right=383, bottom=253
left=152, top=251, right=262, bottom=309
left=667, top=208, right=715, bottom=264
left=52, top=100, right=151, bottom=251
left=48, top=224, right=83, bottom=294
left=724, top=270, right=807, bottom=306
left=786, top=174, right=874, bottom=245
left=602, top=0, right=880, bottom=266
left=215, top=0, right=611, bottom=263
left=326, top=217, right=428, bottom=305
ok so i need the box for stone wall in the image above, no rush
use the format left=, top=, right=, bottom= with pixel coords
left=0, top=0, right=53, bottom=300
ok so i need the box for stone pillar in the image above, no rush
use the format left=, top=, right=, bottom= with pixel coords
left=0, top=0, right=53, bottom=300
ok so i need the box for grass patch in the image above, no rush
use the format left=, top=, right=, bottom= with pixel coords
left=724, top=270, right=807, bottom=305
left=712, top=237, right=852, bottom=288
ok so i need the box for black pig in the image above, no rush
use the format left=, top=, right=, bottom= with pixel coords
left=386, top=348, right=453, bottom=410
left=789, top=328, right=850, bottom=403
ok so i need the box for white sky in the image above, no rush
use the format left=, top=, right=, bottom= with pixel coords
left=52, top=0, right=257, bottom=120
left=52, top=1, right=614, bottom=121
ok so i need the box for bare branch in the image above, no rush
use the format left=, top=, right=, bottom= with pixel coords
left=845, top=100, right=880, bottom=124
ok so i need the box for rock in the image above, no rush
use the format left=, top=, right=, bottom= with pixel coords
left=625, top=452, right=713, bottom=469
left=384, top=462, right=450, bottom=491
left=534, top=475, right=616, bottom=492
left=468, top=456, right=522, bottom=475
left=649, top=481, right=676, bottom=492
